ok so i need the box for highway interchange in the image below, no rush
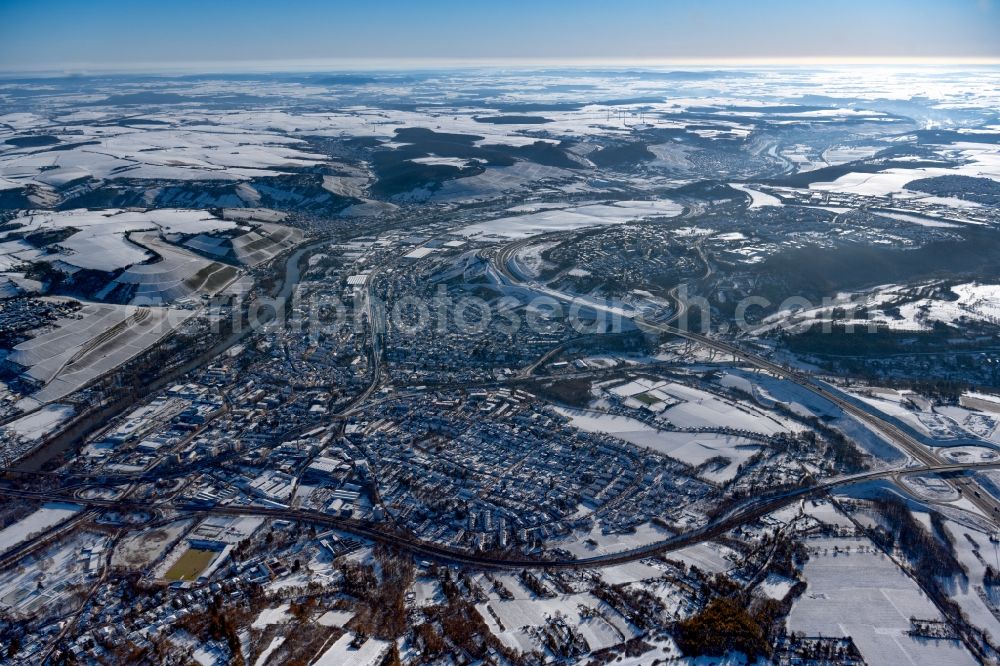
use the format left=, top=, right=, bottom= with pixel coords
left=4, top=228, right=999, bottom=575
left=491, top=233, right=1000, bottom=527
left=1, top=458, right=999, bottom=571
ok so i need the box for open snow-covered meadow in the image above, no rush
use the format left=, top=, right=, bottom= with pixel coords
left=2, top=62, right=1000, bottom=665
left=789, top=537, right=977, bottom=666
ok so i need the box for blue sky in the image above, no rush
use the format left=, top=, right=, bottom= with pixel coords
left=1, top=0, right=997, bottom=72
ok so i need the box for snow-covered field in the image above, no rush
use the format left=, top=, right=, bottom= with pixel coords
left=458, top=199, right=683, bottom=239
left=0, top=530, right=107, bottom=617
left=788, top=537, right=977, bottom=666
left=900, top=473, right=961, bottom=501
left=657, top=381, right=793, bottom=435
left=760, top=281, right=1000, bottom=333
left=933, top=513, right=1000, bottom=643
left=316, top=609, right=355, bottom=627
left=110, top=232, right=238, bottom=304
left=809, top=142, right=1000, bottom=202
left=0, top=502, right=82, bottom=555
left=603, top=376, right=799, bottom=435
left=758, top=573, right=795, bottom=600
left=482, top=590, right=638, bottom=654
left=561, top=520, right=675, bottom=558
left=0, top=123, right=327, bottom=189
left=231, top=222, right=304, bottom=266
left=1, top=209, right=297, bottom=294
left=940, top=445, right=1000, bottom=463
left=251, top=603, right=291, bottom=629
left=0, top=403, right=75, bottom=441
left=8, top=301, right=191, bottom=407
left=313, top=633, right=389, bottom=666
left=845, top=389, right=981, bottom=444
left=668, top=541, right=737, bottom=573
left=554, top=407, right=763, bottom=481
left=729, top=183, right=783, bottom=208
left=0, top=403, right=78, bottom=461
left=1, top=67, right=998, bottom=210
left=111, top=519, right=193, bottom=570
left=253, top=636, right=286, bottom=666
left=4, top=208, right=236, bottom=270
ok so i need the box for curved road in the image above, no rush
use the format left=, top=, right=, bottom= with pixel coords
left=491, top=235, right=1000, bottom=526
left=8, top=228, right=997, bottom=576
left=2, top=459, right=998, bottom=571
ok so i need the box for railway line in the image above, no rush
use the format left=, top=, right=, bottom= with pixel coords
left=5, top=228, right=998, bottom=577
left=491, top=235, right=1000, bottom=526
left=2, top=459, right=998, bottom=571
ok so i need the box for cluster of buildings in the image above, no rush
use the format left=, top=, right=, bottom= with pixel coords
left=348, top=387, right=713, bottom=552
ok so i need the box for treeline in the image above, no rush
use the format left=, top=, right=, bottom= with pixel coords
left=765, top=533, right=810, bottom=580
left=412, top=566, right=525, bottom=664
left=525, top=377, right=593, bottom=408
left=344, top=546, right=414, bottom=640
left=518, top=570, right=555, bottom=599
left=868, top=497, right=966, bottom=581
left=173, top=594, right=246, bottom=666
left=861, top=497, right=1000, bottom=661
left=674, top=597, right=774, bottom=661
left=592, top=581, right=664, bottom=631
left=793, top=422, right=870, bottom=474
left=785, top=322, right=960, bottom=356
left=673, top=561, right=800, bottom=662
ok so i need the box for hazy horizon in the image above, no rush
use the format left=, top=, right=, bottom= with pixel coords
left=1, top=0, right=998, bottom=73
left=5, top=57, right=1000, bottom=78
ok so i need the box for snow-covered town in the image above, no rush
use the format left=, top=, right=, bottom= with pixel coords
left=2, top=4, right=1000, bottom=663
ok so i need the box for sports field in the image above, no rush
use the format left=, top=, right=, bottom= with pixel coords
left=164, top=547, right=217, bottom=581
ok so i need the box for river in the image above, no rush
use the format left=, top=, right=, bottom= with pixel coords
left=12, top=237, right=329, bottom=473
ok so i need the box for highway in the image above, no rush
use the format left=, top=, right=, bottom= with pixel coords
left=492, top=235, right=1000, bottom=527
left=2, top=459, right=999, bottom=571
left=7, top=235, right=335, bottom=474
left=6, top=228, right=997, bottom=576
